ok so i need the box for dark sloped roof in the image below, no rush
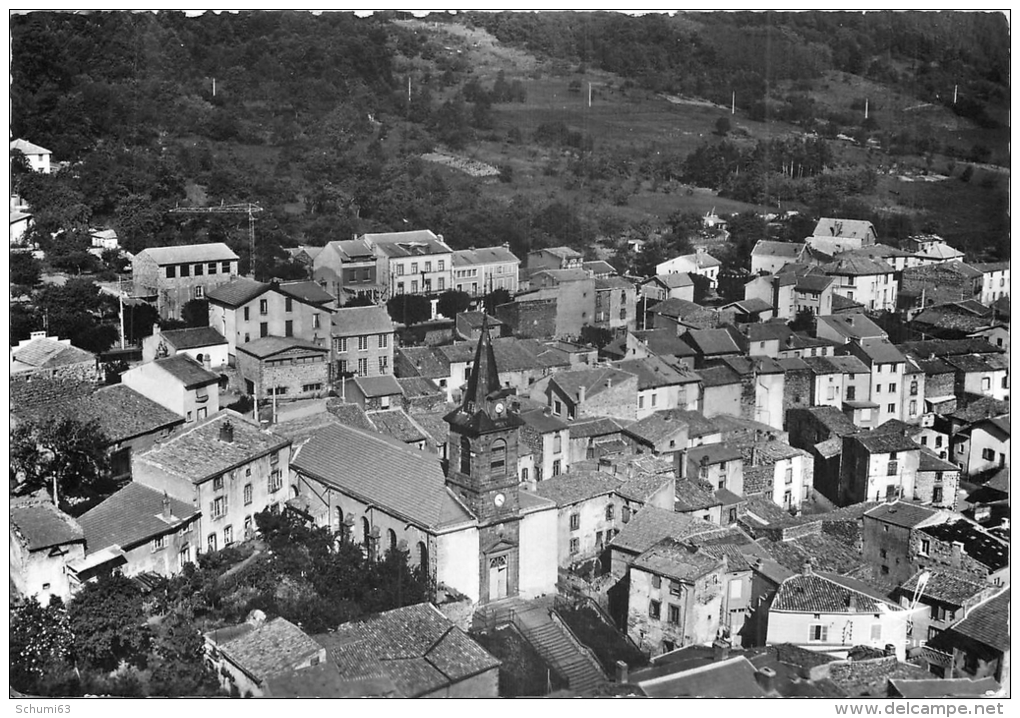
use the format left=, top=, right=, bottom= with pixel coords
left=752, top=239, right=805, bottom=258
left=316, top=603, right=499, bottom=697
left=899, top=338, right=1003, bottom=359
left=568, top=416, right=625, bottom=438
left=632, top=329, right=697, bottom=357
left=852, top=431, right=920, bottom=454
left=899, top=568, right=989, bottom=606
left=696, top=364, right=741, bottom=388
left=238, top=335, right=328, bottom=359
left=160, top=326, right=227, bottom=349
left=78, top=483, right=199, bottom=552
left=685, top=328, right=741, bottom=356
left=138, top=242, right=238, bottom=265
left=637, top=656, right=767, bottom=698
left=817, top=313, right=885, bottom=339
left=623, top=410, right=691, bottom=445
left=11, top=336, right=96, bottom=370
left=688, top=444, right=743, bottom=466
left=353, top=374, right=404, bottom=398
left=211, top=618, right=322, bottom=681
left=550, top=367, right=636, bottom=400
left=824, top=254, right=894, bottom=276
left=397, top=376, right=443, bottom=398
left=865, top=501, right=938, bottom=529
left=292, top=422, right=456, bottom=529
left=205, top=277, right=271, bottom=307
left=668, top=410, right=719, bottom=438
left=534, top=471, right=622, bottom=507
left=918, top=521, right=1008, bottom=572
left=773, top=571, right=900, bottom=613
left=331, top=305, right=394, bottom=336
left=614, top=356, right=690, bottom=390
left=367, top=409, right=427, bottom=444
left=277, top=280, right=335, bottom=305
left=152, top=354, right=220, bottom=387
left=633, top=538, right=722, bottom=582
left=939, top=588, right=1010, bottom=652
left=10, top=501, right=84, bottom=550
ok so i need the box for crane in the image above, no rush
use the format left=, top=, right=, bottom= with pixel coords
left=169, top=202, right=264, bottom=279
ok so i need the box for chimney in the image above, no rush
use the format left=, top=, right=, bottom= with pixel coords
left=950, top=541, right=964, bottom=569
left=615, top=660, right=629, bottom=684
left=755, top=667, right=777, bottom=693
left=802, top=557, right=814, bottom=575
left=162, top=492, right=172, bottom=521
left=219, top=420, right=235, bottom=443
left=712, top=637, right=731, bottom=662
left=578, top=385, right=586, bottom=405
left=884, top=644, right=897, bottom=657
left=847, top=593, right=858, bottom=611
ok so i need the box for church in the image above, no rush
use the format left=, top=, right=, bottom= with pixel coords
left=289, top=319, right=558, bottom=604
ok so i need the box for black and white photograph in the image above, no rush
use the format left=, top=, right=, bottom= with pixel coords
left=8, top=9, right=1009, bottom=702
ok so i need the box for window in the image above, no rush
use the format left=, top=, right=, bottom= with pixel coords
left=553, top=433, right=562, bottom=454
left=260, top=299, right=268, bottom=315
left=919, top=539, right=930, bottom=556
left=871, top=624, right=882, bottom=641
left=827, top=386, right=837, bottom=401
left=521, top=467, right=529, bottom=483
left=194, top=285, right=205, bottom=299
left=982, top=448, right=995, bottom=461
left=785, top=467, right=794, bottom=484
left=552, top=459, right=561, bottom=476
left=285, top=320, right=293, bottom=337
left=651, top=575, right=661, bottom=589
left=166, top=265, right=176, bottom=279
left=846, top=386, right=856, bottom=401
left=153, top=535, right=166, bottom=551
left=668, top=604, right=681, bottom=625
left=729, top=579, right=742, bottom=599
left=410, top=262, right=418, bottom=274
left=208, top=262, right=217, bottom=275
left=438, top=260, right=444, bottom=271
left=606, top=504, right=615, bottom=521
left=569, top=538, right=579, bottom=555
left=649, top=600, right=661, bottom=620
left=651, top=393, right=657, bottom=407
left=887, top=461, right=898, bottom=475
left=337, top=337, right=348, bottom=353
left=269, top=470, right=283, bottom=493
left=303, top=383, right=323, bottom=393
left=887, top=403, right=896, bottom=414
left=669, top=580, right=682, bottom=597
left=224, top=525, right=233, bottom=546
left=982, top=377, right=991, bottom=391
left=554, top=400, right=563, bottom=416
left=358, top=358, right=368, bottom=375
left=397, top=264, right=405, bottom=276
left=222, top=261, right=231, bottom=274
left=490, top=440, right=507, bottom=475
left=569, top=513, right=580, bottom=531
left=910, top=381, right=918, bottom=396
left=260, top=322, right=268, bottom=338
left=932, top=487, right=943, bottom=504
left=378, top=333, right=389, bottom=348
left=424, top=261, right=432, bottom=273
left=888, top=383, right=897, bottom=393
left=211, top=495, right=227, bottom=519
left=909, top=400, right=917, bottom=416
left=638, top=396, right=645, bottom=410
left=378, top=356, right=388, bottom=373
left=180, top=263, right=190, bottom=277
left=809, top=625, right=828, bottom=642
left=213, top=475, right=224, bottom=492
left=438, top=278, right=445, bottom=291
left=208, top=533, right=217, bottom=552
left=194, top=263, right=204, bottom=276
left=596, top=530, right=604, bottom=547
left=243, top=483, right=252, bottom=505
left=243, top=306, right=250, bottom=321
left=622, top=506, right=631, bottom=523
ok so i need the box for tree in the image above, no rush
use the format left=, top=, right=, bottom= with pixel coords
left=10, top=252, right=41, bottom=288
left=68, top=573, right=152, bottom=672
left=147, top=610, right=222, bottom=697
left=437, top=289, right=472, bottom=318
left=789, top=307, right=816, bottom=333
left=386, top=294, right=432, bottom=326
left=715, top=116, right=731, bottom=136
left=690, top=273, right=712, bottom=303
left=11, top=417, right=113, bottom=504
left=10, top=596, right=73, bottom=694
left=181, top=299, right=209, bottom=328
left=482, top=287, right=512, bottom=313
left=579, top=324, right=615, bottom=349
left=124, top=300, right=161, bottom=344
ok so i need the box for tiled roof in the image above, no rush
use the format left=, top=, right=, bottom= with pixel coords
left=772, top=571, right=900, bottom=613
left=452, top=246, right=519, bottom=266
left=890, top=677, right=1002, bottom=699
left=238, top=335, right=328, bottom=359
left=688, top=444, right=743, bottom=466
left=160, top=326, right=227, bottom=350
left=136, top=411, right=289, bottom=485
left=674, top=478, right=722, bottom=511
left=689, top=526, right=769, bottom=567
left=567, top=416, right=625, bottom=438
left=918, top=448, right=960, bottom=472
left=740, top=440, right=809, bottom=466
left=607, top=505, right=722, bottom=554
left=616, top=471, right=674, bottom=504
left=947, top=396, right=1010, bottom=424
left=277, top=280, right=335, bottom=305
left=152, top=354, right=220, bottom=387
left=633, top=538, right=722, bottom=582
left=864, top=501, right=938, bottom=529
left=825, top=254, right=894, bottom=276
left=595, top=275, right=633, bottom=290
left=812, top=217, right=875, bottom=240
left=685, top=328, right=741, bottom=356
left=794, top=273, right=834, bottom=293
left=353, top=374, right=403, bottom=398
left=137, top=242, right=238, bottom=265
left=696, top=364, right=741, bottom=388
left=632, top=329, right=697, bottom=357
left=756, top=533, right=867, bottom=576
left=919, top=521, right=1008, bottom=572
left=856, top=339, right=906, bottom=364
left=532, top=268, right=590, bottom=283
left=211, top=618, right=322, bottom=682
left=900, top=568, right=988, bottom=606
left=740, top=322, right=793, bottom=343
left=668, top=410, right=719, bottom=438
left=655, top=272, right=694, bottom=288
left=10, top=501, right=84, bottom=550
left=817, top=313, right=886, bottom=340
left=852, top=432, right=920, bottom=454
left=636, top=656, right=767, bottom=698
left=534, top=470, right=622, bottom=507
left=940, top=588, right=1010, bottom=652
left=366, top=409, right=427, bottom=444
left=752, top=240, right=805, bottom=258
left=326, top=400, right=377, bottom=432
left=550, top=367, right=635, bottom=401
left=11, top=336, right=95, bottom=370
left=898, top=338, right=1002, bottom=359
left=623, top=410, right=690, bottom=445
left=583, top=259, right=617, bottom=275
left=78, top=483, right=198, bottom=552
left=830, top=293, right=865, bottom=312
left=316, top=603, right=500, bottom=698
left=614, top=356, right=689, bottom=390
left=971, top=261, right=1010, bottom=273
left=397, top=376, right=443, bottom=399
left=205, top=277, right=270, bottom=307
left=733, top=297, right=776, bottom=314
left=366, top=230, right=451, bottom=257
left=265, top=661, right=393, bottom=698
left=942, top=353, right=1009, bottom=373
left=520, top=408, right=569, bottom=434
left=649, top=297, right=703, bottom=319
left=332, top=305, right=394, bottom=336
left=533, top=246, right=582, bottom=260
left=722, top=355, right=786, bottom=376
left=396, top=346, right=449, bottom=379
left=292, top=422, right=455, bottom=529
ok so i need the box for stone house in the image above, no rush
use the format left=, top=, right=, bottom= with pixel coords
left=823, top=254, right=898, bottom=312
left=836, top=432, right=921, bottom=506
left=542, top=366, right=639, bottom=423
left=132, top=242, right=239, bottom=320
left=527, top=246, right=583, bottom=271
left=235, top=336, right=330, bottom=400
left=615, top=355, right=697, bottom=419
left=900, top=262, right=983, bottom=307
left=721, top=355, right=786, bottom=431
left=594, top=276, right=637, bottom=333
left=133, top=411, right=293, bottom=552
left=621, top=409, right=692, bottom=459
left=739, top=440, right=813, bottom=512
left=684, top=328, right=743, bottom=367
left=534, top=471, right=628, bottom=568
left=639, top=273, right=695, bottom=303
left=344, top=374, right=404, bottom=411
left=942, top=353, right=1010, bottom=403
left=687, top=444, right=743, bottom=496
left=10, top=331, right=99, bottom=383
left=957, top=415, right=1009, bottom=477
left=517, top=407, right=571, bottom=486
left=924, top=588, right=1010, bottom=684
left=915, top=448, right=960, bottom=509
left=10, top=499, right=86, bottom=603
left=493, top=296, right=557, bottom=339
left=861, top=502, right=948, bottom=586
left=893, top=568, right=1000, bottom=654
left=810, top=217, right=877, bottom=250
left=815, top=313, right=887, bottom=345
left=121, top=354, right=221, bottom=424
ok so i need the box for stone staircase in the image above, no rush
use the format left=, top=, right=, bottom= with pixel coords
left=480, top=596, right=606, bottom=695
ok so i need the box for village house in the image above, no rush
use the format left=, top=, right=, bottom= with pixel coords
left=628, top=329, right=699, bottom=368
left=955, top=415, right=1009, bottom=478
left=842, top=243, right=920, bottom=273
left=720, top=355, right=786, bottom=432
left=684, top=328, right=743, bottom=367
left=143, top=325, right=229, bottom=367
left=696, top=364, right=742, bottom=420
left=527, top=245, right=583, bottom=271
left=841, top=339, right=909, bottom=427
left=534, top=470, right=628, bottom=567
left=564, top=416, right=629, bottom=464
left=900, top=262, right=983, bottom=308
left=941, top=353, right=1009, bottom=403
left=924, top=588, right=1010, bottom=684
left=343, top=374, right=404, bottom=411
left=517, top=407, right=571, bottom=485
left=639, top=273, right=695, bottom=303
left=313, top=603, right=501, bottom=698
left=622, top=409, right=692, bottom=459
left=540, top=366, right=639, bottom=423
left=914, top=519, right=1009, bottom=584
left=11, top=331, right=99, bottom=382
left=815, top=313, right=887, bottom=345
left=971, top=261, right=1010, bottom=304
left=235, top=336, right=330, bottom=400
left=206, top=277, right=335, bottom=358
left=808, top=217, right=877, bottom=254
left=836, top=431, right=921, bottom=506
left=331, top=304, right=396, bottom=379
left=722, top=297, right=777, bottom=325
left=656, top=249, right=722, bottom=288
left=121, top=354, right=221, bottom=424
left=739, top=440, right=813, bottom=512
left=861, top=502, right=950, bottom=586
left=132, top=242, right=240, bottom=320
left=626, top=538, right=727, bottom=656
left=506, top=279, right=593, bottom=340
left=915, top=448, right=961, bottom=509
left=11, top=138, right=52, bottom=173
left=205, top=615, right=326, bottom=697
left=750, top=240, right=807, bottom=275
left=614, top=355, right=697, bottom=419
left=454, top=312, right=506, bottom=342
left=893, top=568, right=999, bottom=656
left=10, top=499, right=86, bottom=602
left=368, top=230, right=454, bottom=298
left=312, top=237, right=385, bottom=306
left=451, top=245, right=520, bottom=297
left=823, top=254, right=898, bottom=312
left=71, top=483, right=201, bottom=585
left=687, top=444, right=744, bottom=497
left=594, top=275, right=638, bottom=333
left=133, top=411, right=293, bottom=552
left=10, top=204, right=33, bottom=246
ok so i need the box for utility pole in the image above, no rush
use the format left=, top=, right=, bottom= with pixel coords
left=865, top=98, right=869, bottom=120
left=212, top=78, right=216, bottom=97
left=169, top=202, right=264, bottom=279
left=731, top=91, right=735, bottom=115
left=588, top=82, right=592, bottom=109
left=953, top=84, right=958, bottom=105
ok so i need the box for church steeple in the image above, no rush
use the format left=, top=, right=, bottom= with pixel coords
left=462, top=315, right=502, bottom=414
left=444, top=316, right=522, bottom=436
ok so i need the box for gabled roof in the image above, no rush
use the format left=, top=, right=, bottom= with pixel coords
left=650, top=297, right=704, bottom=319
left=331, top=305, right=394, bottom=336
left=722, top=355, right=786, bottom=376
left=916, top=244, right=966, bottom=261
left=205, top=277, right=271, bottom=307
left=11, top=138, right=52, bottom=155
left=614, top=355, right=690, bottom=390
left=11, top=336, right=95, bottom=371
left=942, top=353, right=1009, bottom=374
left=899, top=568, right=989, bottom=607
left=812, top=217, right=876, bottom=240
left=898, top=338, right=1003, bottom=359
left=864, top=501, right=939, bottom=529
left=520, top=408, right=569, bottom=434
left=238, top=336, right=328, bottom=359
left=531, top=246, right=583, bottom=260
left=794, top=273, right=835, bottom=293
left=740, top=322, right=793, bottom=343
left=367, top=409, right=428, bottom=444
left=816, top=313, right=886, bottom=340
left=364, top=230, right=451, bottom=257
left=830, top=293, right=865, bottom=312
left=567, top=416, right=625, bottom=438
left=595, top=275, right=633, bottom=290
left=685, top=328, right=742, bottom=356
left=452, top=246, right=519, bottom=266
left=209, top=618, right=322, bottom=682
left=654, top=272, right=694, bottom=288
left=549, top=367, right=636, bottom=402
left=136, top=242, right=238, bottom=265
left=855, top=339, right=906, bottom=365
left=824, top=254, right=894, bottom=276
left=688, top=444, right=743, bottom=466
left=752, top=239, right=805, bottom=258
left=623, top=409, right=691, bottom=446
left=534, top=470, right=623, bottom=507
left=78, top=483, right=199, bottom=553
left=532, top=268, right=590, bottom=283
left=850, top=431, right=920, bottom=454
left=937, top=588, right=1010, bottom=652
left=633, top=538, right=723, bottom=582
left=160, top=326, right=228, bottom=350
left=696, top=364, right=742, bottom=388
left=292, top=422, right=462, bottom=530
left=635, top=656, right=767, bottom=698
left=396, top=346, right=449, bottom=379
left=151, top=354, right=220, bottom=388
left=632, top=329, right=697, bottom=358
left=315, top=603, right=500, bottom=698
left=772, top=570, right=901, bottom=613
left=277, top=280, right=335, bottom=306
left=353, top=374, right=404, bottom=398
left=10, top=501, right=84, bottom=551
left=918, top=447, right=961, bottom=473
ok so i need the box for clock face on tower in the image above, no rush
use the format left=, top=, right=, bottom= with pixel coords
left=494, top=493, right=506, bottom=507
left=494, top=402, right=505, bottom=415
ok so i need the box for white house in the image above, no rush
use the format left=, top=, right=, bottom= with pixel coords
left=11, top=138, right=52, bottom=174
left=656, top=249, right=722, bottom=288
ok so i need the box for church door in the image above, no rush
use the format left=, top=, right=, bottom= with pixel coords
left=489, top=554, right=508, bottom=601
